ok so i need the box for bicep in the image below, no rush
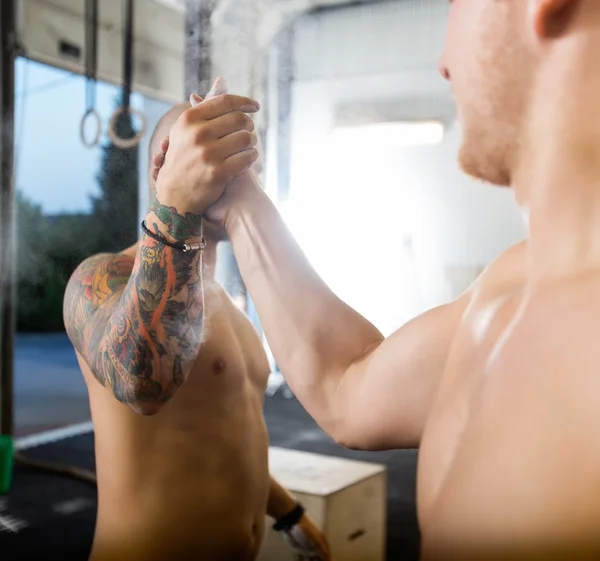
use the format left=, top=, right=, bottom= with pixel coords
left=335, top=297, right=469, bottom=450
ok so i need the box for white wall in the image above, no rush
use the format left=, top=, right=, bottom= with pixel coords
left=286, top=1, right=527, bottom=318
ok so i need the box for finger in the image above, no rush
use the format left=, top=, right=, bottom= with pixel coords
left=197, top=94, right=260, bottom=120
left=204, top=111, right=255, bottom=140
left=220, top=148, right=259, bottom=179
left=153, top=151, right=165, bottom=168
left=212, top=76, right=228, bottom=96
left=209, top=130, right=257, bottom=162
left=159, top=136, right=169, bottom=153
left=189, top=92, right=203, bottom=107
left=205, top=76, right=227, bottom=98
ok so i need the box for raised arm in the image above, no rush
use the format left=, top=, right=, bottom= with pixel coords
left=64, top=232, right=204, bottom=414
left=64, top=92, right=260, bottom=414
left=215, top=174, right=470, bottom=449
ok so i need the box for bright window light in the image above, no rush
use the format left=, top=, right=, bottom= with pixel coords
left=330, top=121, right=444, bottom=149
left=282, top=120, right=437, bottom=335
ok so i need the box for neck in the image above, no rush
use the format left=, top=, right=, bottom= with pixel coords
left=514, top=37, right=600, bottom=281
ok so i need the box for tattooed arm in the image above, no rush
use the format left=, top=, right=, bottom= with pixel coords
left=63, top=90, right=260, bottom=413
left=63, top=209, right=204, bottom=415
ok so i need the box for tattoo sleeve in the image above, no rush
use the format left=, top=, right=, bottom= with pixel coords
left=64, top=216, right=204, bottom=412
left=149, top=193, right=203, bottom=241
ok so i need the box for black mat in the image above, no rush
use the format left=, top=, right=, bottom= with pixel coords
left=0, top=393, right=420, bottom=560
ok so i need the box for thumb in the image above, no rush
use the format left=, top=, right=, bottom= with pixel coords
left=204, top=76, right=228, bottom=100
left=189, top=92, right=203, bottom=107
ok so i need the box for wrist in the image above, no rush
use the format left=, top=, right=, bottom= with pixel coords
left=224, top=173, right=267, bottom=238
left=272, top=502, right=305, bottom=532
left=143, top=210, right=205, bottom=246
left=268, top=491, right=298, bottom=521
left=146, top=188, right=204, bottom=243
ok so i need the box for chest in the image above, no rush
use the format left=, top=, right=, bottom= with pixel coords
left=419, top=283, right=600, bottom=537
left=168, top=305, right=270, bottom=410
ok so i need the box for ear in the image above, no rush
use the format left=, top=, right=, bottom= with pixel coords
left=529, top=0, right=581, bottom=39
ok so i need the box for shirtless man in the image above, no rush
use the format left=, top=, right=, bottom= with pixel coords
left=62, top=88, right=331, bottom=561
left=152, top=0, right=600, bottom=559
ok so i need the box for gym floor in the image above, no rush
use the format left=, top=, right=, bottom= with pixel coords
left=2, top=335, right=421, bottom=560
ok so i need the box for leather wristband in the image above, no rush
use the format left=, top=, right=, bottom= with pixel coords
left=272, top=503, right=305, bottom=532
left=141, top=220, right=205, bottom=253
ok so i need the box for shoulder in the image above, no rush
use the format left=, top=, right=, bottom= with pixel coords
left=68, top=244, right=137, bottom=288
left=472, top=240, right=528, bottom=296
left=63, top=249, right=136, bottom=351
left=482, top=240, right=528, bottom=279
left=65, top=251, right=135, bottom=305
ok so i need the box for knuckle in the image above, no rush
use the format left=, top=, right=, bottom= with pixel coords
left=239, top=130, right=253, bottom=146
left=196, top=145, right=211, bottom=162
left=208, top=165, right=226, bottom=183
left=193, top=125, right=209, bottom=143
left=180, top=110, right=195, bottom=127
left=222, top=94, right=235, bottom=111
left=234, top=111, right=247, bottom=126
left=246, top=148, right=259, bottom=164
left=244, top=130, right=258, bottom=147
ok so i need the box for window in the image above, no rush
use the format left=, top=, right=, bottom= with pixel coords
left=13, top=58, right=171, bottom=435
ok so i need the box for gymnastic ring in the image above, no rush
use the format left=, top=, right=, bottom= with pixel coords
left=79, top=108, right=102, bottom=148
left=107, top=105, right=147, bottom=149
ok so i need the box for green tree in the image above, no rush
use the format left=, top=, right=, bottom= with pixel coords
left=90, top=97, right=139, bottom=253
left=17, top=95, right=140, bottom=332
left=16, top=192, right=66, bottom=331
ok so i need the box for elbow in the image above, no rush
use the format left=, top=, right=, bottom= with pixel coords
left=323, top=413, right=364, bottom=451
left=331, top=426, right=366, bottom=451
left=127, top=400, right=164, bottom=416
left=332, top=429, right=383, bottom=452
left=328, top=413, right=381, bottom=452
left=332, top=420, right=408, bottom=452
left=106, top=380, right=168, bottom=416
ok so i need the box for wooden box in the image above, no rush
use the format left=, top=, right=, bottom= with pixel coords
left=259, top=447, right=387, bottom=561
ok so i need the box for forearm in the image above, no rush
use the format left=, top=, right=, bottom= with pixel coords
left=93, top=212, right=204, bottom=412
left=267, top=476, right=297, bottom=520
left=225, top=175, right=383, bottom=431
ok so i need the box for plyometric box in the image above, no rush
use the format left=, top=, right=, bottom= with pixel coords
left=259, top=447, right=387, bottom=561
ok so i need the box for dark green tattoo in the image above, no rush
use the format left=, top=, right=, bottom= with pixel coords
left=150, top=194, right=203, bottom=241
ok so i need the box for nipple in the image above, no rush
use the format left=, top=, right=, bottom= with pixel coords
left=213, top=358, right=226, bottom=375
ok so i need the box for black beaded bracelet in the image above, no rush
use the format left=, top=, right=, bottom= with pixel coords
left=272, top=503, right=305, bottom=532
left=141, top=221, right=206, bottom=252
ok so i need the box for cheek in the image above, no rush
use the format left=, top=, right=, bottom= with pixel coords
left=444, top=2, right=462, bottom=60
left=445, top=0, right=486, bottom=78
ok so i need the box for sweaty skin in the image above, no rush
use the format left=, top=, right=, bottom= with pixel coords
left=81, top=264, right=272, bottom=561
left=152, top=1, right=600, bottom=559
left=63, top=96, right=330, bottom=561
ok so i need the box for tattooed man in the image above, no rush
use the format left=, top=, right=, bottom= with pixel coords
left=63, top=83, right=331, bottom=561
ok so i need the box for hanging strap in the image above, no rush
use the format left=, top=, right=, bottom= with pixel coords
left=108, top=0, right=146, bottom=149
left=80, top=0, right=101, bottom=147
left=122, top=0, right=133, bottom=109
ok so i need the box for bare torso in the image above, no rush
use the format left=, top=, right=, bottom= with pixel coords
left=419, top=241, right=600, bottom=559
left=78, top=283, right=271, bottom=561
